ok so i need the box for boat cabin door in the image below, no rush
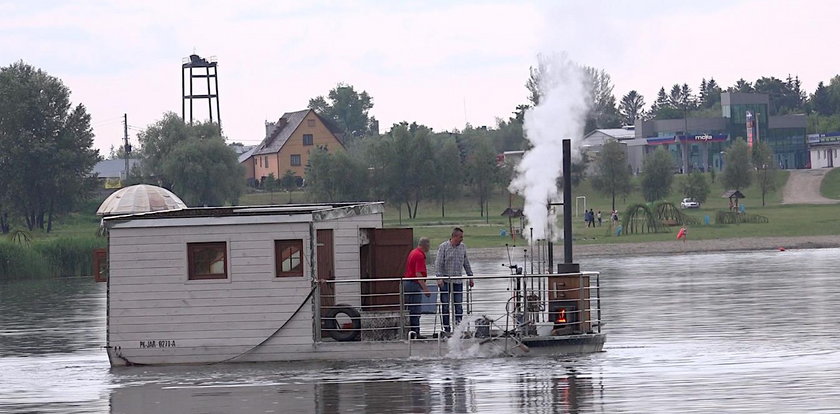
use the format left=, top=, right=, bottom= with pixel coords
left=317, top=229, right=335, bottom=313
left=360, top=228, right=414, bottom=311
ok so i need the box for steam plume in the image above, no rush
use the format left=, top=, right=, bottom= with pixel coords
left=509, top=53, right=589, bottom=240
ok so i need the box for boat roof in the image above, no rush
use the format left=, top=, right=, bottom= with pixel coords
left=102, top=201, right=385, bottom=228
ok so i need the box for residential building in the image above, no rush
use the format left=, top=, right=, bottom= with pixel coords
left=243, top=109, right=344, bottom=185
left=92, top=158, right=141, bottom=189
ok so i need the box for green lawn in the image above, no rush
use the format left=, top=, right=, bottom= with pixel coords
left=820, top=167, right=840, bottom=199
left=27, top=170, right=837, bottom=250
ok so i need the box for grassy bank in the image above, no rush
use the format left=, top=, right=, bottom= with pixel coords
left=191, top=171, right=838, bottom=249
left=821, top=167, right=840, bottom=199
left=6, top=169, right=829, bottom=280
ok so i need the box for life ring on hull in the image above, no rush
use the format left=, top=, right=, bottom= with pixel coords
left=325, top=304, right=361, bottom=342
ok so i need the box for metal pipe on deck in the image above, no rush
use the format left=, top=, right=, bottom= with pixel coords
left=558, top=138, right=580, bottom=274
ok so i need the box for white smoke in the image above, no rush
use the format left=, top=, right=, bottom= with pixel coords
left=509, top=53, right=589, bottom=241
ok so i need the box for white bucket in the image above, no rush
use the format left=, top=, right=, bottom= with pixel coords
left=536, top=322, right=554, bottom=336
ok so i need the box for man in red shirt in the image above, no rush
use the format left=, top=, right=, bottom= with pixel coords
left=404, top=237, right=431, bottom=339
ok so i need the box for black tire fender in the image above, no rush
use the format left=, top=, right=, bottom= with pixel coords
left=325, top=304, right=361, bottom=342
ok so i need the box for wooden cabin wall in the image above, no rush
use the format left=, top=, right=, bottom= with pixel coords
left=315, top=214, right=383, bottom=308
left=107, top=221, right=318, bottom=364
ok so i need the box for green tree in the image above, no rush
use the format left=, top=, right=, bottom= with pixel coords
left=490, top=117, right=525, bottom=152
left=137, top=112, right=220, bottom=187
left=722, top=138, right=753, bottom=191
left=331, top=150, right=370, bottom=201
left=525, top=60, right=546, bottom=106
left=305, top=148, right=369, bottom=202
left=731, top=78, right=754, bottom=93
left=618, top=90, right=645, bottom=126
left=161, top=138, right=243, bottom=206
left=669, top=83, right=696, bottom=112
left=754, top=76, right=796, bottom=114
left=280, top=169, right=297, bottom=203
left=308, top=83, right=376, bottom=139
left=0, top=62, right=100, bottom=232
left=590, top=140, right=632, bottom=211
left=304, top=148, right=337, bottom=201
left=583, top=66, right=621, bottom=131
left=265, top=172, right=278, bottom=203
left=429, top=135, right=462, bottom=217
left=807, top=113, right=840, bottom=134
left=383, top=123, right=434, bottom=218
left=699, top=78, right=722, bottom=109
left=650, top=87, right=682, bottom=119
left=810, top=81, right=833, bottom=115
left=752, top=140, right=778, bottom=206
left=464, top=138, right=502, bottom=219
left=679, top=171, right=711, bottom=203
left=641, top=147, right=675, bottom=202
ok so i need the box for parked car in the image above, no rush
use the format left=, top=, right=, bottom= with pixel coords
left=680, top=198, right=700, bottom=209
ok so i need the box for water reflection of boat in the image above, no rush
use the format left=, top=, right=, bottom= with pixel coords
left=101, top=139, right=604, bottom=366
left=108, top=363, right=597, bottom=414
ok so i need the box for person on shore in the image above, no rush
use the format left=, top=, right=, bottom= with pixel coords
left=597, top=211, right=602, bottom=227
left=612, top=210, right=619, bottom=226
left=435, top=227, right=474, bottom=334
left=403, top=237, right=431, bottom=339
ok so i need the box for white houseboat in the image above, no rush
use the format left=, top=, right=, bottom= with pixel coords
left=99, top=201, right=604, bottom=366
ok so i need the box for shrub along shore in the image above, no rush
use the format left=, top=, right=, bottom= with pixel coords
left=0, top=237, right=105, bottom=280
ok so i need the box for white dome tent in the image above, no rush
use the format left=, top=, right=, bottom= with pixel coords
left=96, top=184, right=187, bottom=216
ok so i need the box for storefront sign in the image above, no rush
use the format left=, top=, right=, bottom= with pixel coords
left=746, top=111, right=754, bottom=147
left=694, top=134, right=714, bottom=141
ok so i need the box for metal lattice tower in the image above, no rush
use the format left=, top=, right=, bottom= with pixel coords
left=182, top=54, right=221, bottom=129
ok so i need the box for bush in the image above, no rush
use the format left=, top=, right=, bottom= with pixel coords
left=32, top=237, right=106, bottom=277
left=621, top=203, right=669, bottom=234
left=714, top=211, right=769, bottom=224
left=0, top=240, right=49, bottom=279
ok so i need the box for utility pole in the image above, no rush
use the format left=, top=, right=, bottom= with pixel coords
left=123, top=114, right=131, bottom=183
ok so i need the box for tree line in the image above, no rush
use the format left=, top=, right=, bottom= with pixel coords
left=615, top=75, right=840, bottom=134
left=3, top=59, right=837, bottom=236
left=591, top=137, right=779, bottom=211
left=304, top=119, right=508, bottom=220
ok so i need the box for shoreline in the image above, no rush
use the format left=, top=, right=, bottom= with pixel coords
left=469, top=235, right=840, bottom=261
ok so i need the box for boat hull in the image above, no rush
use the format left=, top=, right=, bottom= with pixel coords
left=106, top=333, right=605, bottom=366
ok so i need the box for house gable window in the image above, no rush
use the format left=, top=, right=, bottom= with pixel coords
left=187, top=242, right=227, bottom=280
left=290, top=154, right=301, bottom=166
left=303, top=134, right=314, bottom=146
left=275, top=240, right=304, bottom=277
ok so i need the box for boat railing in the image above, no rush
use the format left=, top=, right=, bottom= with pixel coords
left=316, top=271, right=601, bottom=342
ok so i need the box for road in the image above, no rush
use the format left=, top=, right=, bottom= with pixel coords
left=782, top=168, right=839, bottom=204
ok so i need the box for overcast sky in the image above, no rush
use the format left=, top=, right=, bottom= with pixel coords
left=2, top=0, right=837, bottom=154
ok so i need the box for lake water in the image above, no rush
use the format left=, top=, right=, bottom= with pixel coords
left=2, top=248, right=840, bottom=413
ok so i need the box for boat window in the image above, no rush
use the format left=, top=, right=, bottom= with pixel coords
left=275, top=240, right=304, bottom=277
left=187, top=242, right=228, bottom=280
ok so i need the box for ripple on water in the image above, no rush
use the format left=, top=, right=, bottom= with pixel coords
left=2, top=249, right=840, bottom=413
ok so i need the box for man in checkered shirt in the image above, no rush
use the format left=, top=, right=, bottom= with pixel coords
left=435, top=227, right=474, bottom=333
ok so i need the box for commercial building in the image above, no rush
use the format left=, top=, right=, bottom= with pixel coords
left=808, top=133, right=840, bottom=169
left=581, top=92, right=809, bottom=173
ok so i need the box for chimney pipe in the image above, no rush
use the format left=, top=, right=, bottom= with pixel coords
left=558, top=138, right=579, bottom=274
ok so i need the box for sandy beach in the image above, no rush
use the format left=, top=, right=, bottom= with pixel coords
left=469, top=234, right=840, bottom=261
